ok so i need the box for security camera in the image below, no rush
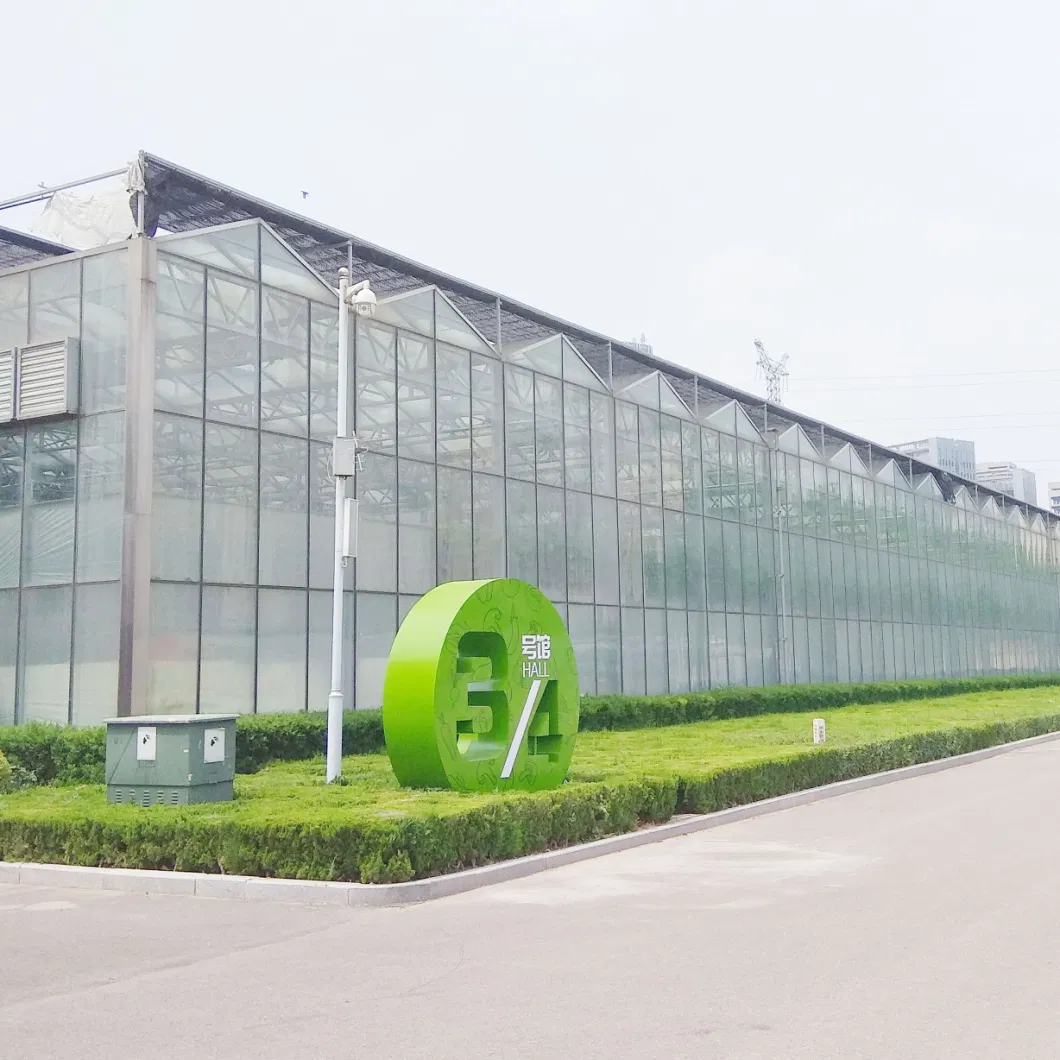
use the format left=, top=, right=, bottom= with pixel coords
left=349, top=283, right=377, bottom=317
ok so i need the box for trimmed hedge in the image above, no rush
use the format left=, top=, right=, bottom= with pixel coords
left=2, top=673, right=1059, bottom=788
left=0, top=713, right=1056, bottom=883
left=578, top=674, right=1060, bottom=731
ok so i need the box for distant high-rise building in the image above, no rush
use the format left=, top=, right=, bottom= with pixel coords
left=975, top=462, right=1038, bottom=504
left=1049, top=482, right=1060, bottom=516
left=890, top=437, right=976, bottom=480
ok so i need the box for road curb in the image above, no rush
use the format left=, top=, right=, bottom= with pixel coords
left=3, top=728, right=1058, bottom=906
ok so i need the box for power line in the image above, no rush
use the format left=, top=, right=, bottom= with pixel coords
left=795, top=366, right=1060, bottom=382
left=791, top=377, right=1060, bottom=393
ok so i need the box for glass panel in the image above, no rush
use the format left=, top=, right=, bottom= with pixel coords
left=568, top=603, right=596, bottom=695
left=259, top=227, right=333, bottom=301
left=71, top=581, right=119, bottom=725
left=618, top=500, right=643, bottom=606
left=399, top=594, right=421, bottom=624
left=147, top=583, right=199, bottom=713
left=257, top=588, right=308, bottom=713
left=590, top=393, right=616, bottom=497
left=260, top=287, right=309, bottom=437
left=596, top=605, right=621, bottom=693
left=81, top=250, right=126, bottom=413
left=566, top=491, right=594, bottom=603
left=508, top=336, right=562, bottom=376
left=667, top=609, right=690, bottom=692
left=437, top=343, right=471, bottom=469
left=355, top=320, right=397, bottom=454
left=742, top=524, right=761, bottom=613
left=728, top=613, right=747, bottom=685
left=615, top=401, right=640, bottom=503
left=163, top=224, right=258, bottom=278
left=621, top=373, right=660, bottom=409
left=259, top=433, right=309, bottom=587
left=397, top=332, right=435, bottom=461
left=398, top=459, right=436, bottom=594
left=435, top=292, right=493, bottom=353
left=309, top=301, right=339, bottom=441
left=688, top=609, right=709, bottom=690
left=0, top=271, right=28, bottom=348
left=534, top=375, right=563, bottom=487
left=593, top=496, right=619, bottom=605
left=356, top=592, right=396, bottom=709
left=745, top=614, right=764, bottom=686
left=308, top=442, right=336, bottom=590
left=471, top=354, right=504, bottom=474
left=29, top=259, right=79, bottom=345
left=506, top=478, right=537, bottom=584
left=641, top=505, right=665, bottom=607
left=703, top=429, right=722, bottom=515
left=659, top=380, right=692, bottom=420
left=661, top=415, right=683, bottom=510
left=685, top=515, right=707, bottom=610
left=205, top=271, right=258, bottom=426
left=563, top=383, right=591, bottom=492
left=375, top=288, right=433, bottom=336
left=155, top=254, right=205, bottom=415
left=682, top=421, right=702, bottom=514
left=357, top=453, right=397, bottom=592
left=152, top=414, right=203, bottom=582
left=472, top=473, right=505, bottom=579
left=639, top=409, right=662, bottom=507
left=738, top=441, right=757, bottom=523
left=74, top=413, right=124, bottom=582
left=708, top=612, right=729, bottom=686
left=563, top=340, right=606, bottom=391
left=645, top=609, right=668, bottom=693
left=0, top=588, right=16, bottom=723
left=437, top=466, right=472, bottom=582
left=23, top=421, right=77, bottom=585
left=18, top=584, right=72, bottom=723
left=621, top=607, right=646, bottom=693
left=722, top=521, right=742, bottom=611
left=733, top=403, right=763, bottom=442
left=0, top=429, right=24, bottom=588
left=719, top=433, right=738, bottom=520
left=201, top=423, right=257, bottom=584
left=664, top=509, right=686, bottom=609
left=705, top=518, right=725, bottom=610
left=200, top=585, right=255, bottom=714
left=537, top=484, right=566, bottom=603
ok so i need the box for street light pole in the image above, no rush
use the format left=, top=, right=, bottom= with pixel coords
left=326, top=267, right=376, bottom=783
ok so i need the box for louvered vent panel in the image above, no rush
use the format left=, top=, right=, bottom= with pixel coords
left=0, top=349, right=13, bottom=422
left=16, top=338, right=77, bottom=420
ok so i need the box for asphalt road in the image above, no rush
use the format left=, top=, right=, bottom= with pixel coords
left=3, top=741, right=1060, bottom=1060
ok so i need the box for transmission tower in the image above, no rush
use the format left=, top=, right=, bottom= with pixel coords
left=754, top=339, right=790, bottom=404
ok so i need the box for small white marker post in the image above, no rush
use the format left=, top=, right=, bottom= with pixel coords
left=813, top=718, right=827, bottom=744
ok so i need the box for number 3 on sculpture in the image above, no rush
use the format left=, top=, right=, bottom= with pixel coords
left=382, top=579, right=579, bottom=792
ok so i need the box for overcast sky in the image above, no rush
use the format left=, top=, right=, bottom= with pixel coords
left=4, top=1, right=1058, bottom=504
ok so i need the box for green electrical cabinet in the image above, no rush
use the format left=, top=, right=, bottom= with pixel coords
left=105, top=715, right=238, bottom=806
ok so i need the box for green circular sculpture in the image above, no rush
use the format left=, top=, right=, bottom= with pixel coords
left=381, top=579, right=579, bottom=792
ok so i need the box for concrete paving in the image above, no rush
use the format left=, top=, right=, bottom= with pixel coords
left=3, top=740, right=1060, bottom=1059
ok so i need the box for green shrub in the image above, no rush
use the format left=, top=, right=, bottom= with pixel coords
left=1, top=674, right=1058, bottom=788
left=0, top=714, right=1054, bottom=882
left=0, top=752, right=10, bottom=795
left=578, top=674, right=1060, bottom=732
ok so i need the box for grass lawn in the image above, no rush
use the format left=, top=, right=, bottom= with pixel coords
left=5, top=686, right=1059, bottom=824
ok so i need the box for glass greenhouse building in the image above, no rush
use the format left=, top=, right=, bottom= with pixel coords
left=2, top=153, right=1059, bottom=726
